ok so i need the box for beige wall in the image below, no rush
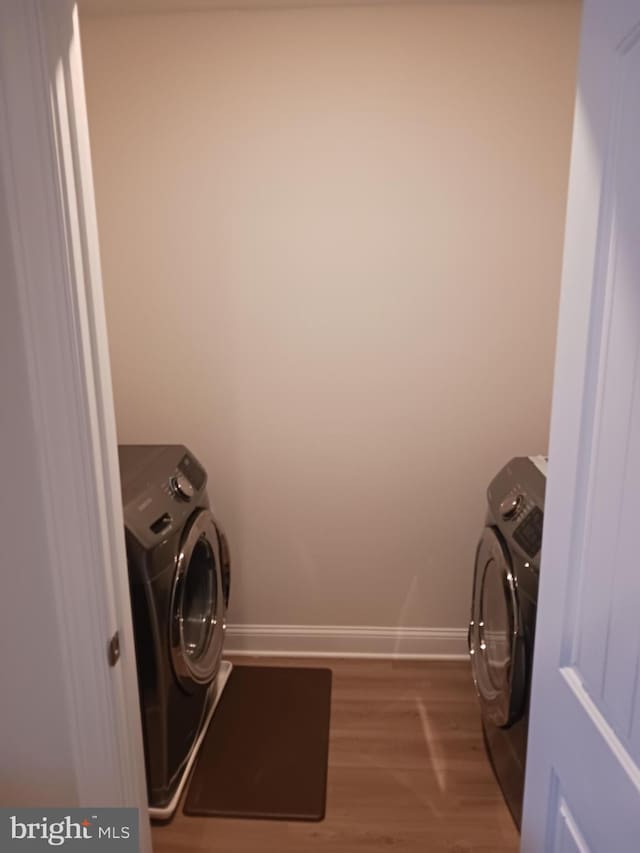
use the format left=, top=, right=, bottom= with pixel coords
left=81, top=2, right=579, bottom=643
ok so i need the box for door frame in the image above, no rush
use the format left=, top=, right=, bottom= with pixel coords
left=0, top=1, right=150, bottom=845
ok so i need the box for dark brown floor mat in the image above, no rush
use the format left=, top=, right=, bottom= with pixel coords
left=184, top=665, right=332, bottom=821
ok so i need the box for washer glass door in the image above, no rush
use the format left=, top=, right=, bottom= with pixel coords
left=170, top=510, right=225, bottom=691
left=469, top=526, right=523, bottom=727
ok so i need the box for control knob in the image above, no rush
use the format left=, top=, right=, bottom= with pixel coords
left=499, top=493, right=522, bottom=520
left=170, top=472, right=194, bottom=502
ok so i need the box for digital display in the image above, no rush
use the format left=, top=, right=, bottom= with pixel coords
left=513, top=506, right=544, bottom=558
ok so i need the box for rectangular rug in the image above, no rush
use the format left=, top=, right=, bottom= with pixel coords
left=184, top=664, right=332, bottom=821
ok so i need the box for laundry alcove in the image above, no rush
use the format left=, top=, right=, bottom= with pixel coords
left=79, top=0, right=579, bottom=659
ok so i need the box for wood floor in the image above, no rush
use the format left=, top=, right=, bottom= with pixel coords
left=152, top=657, right=519, bottom=853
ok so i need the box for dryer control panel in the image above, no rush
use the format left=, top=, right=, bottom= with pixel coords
left=487, top=456, right=546, bottom=570
left=513, top=507, right=544, bottom=558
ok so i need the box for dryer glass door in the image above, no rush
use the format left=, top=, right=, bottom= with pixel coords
left=469, top=526, right=524, bottom=727
left=170, top=509, right=225, bottom=691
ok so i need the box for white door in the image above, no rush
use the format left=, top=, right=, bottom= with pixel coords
left=521, top=0, right=640, bottom=850
left=0, top=2, right=150, bottom=845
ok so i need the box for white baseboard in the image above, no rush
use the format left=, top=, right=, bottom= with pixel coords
left=224, top=624, right=468, bottom=660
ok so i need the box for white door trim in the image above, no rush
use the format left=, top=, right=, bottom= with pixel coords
left=0, top=1, right=150, bottom=843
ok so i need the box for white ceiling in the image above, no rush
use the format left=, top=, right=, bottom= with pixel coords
left=78, top=0, right=553, bottom=19
left=79, top=0, right=414, bottom=15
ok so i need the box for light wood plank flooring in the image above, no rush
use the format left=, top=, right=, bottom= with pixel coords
left=152, top=657, right=519, bottom=853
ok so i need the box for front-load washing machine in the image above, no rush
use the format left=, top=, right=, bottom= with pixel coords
left=118, top=444, right=231, bottom=818
left=468, top=455, right=546, bottom=830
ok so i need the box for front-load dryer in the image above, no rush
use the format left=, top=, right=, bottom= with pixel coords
left=118, top=444, right=231, bottom=818
left=468, top=455, right=546, bottom=830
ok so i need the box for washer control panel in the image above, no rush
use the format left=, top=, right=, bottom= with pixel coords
left=159, top=452, right=205, bottom=505
left=119, top=444, right=208, bottom=554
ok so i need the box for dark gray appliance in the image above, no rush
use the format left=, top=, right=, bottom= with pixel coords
left=118, top=444, right=230, bottom=814
left=468, top=456, right=546, bottom=830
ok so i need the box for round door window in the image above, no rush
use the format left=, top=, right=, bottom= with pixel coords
left=480, top=557, right=512, bottom=695
left=180, top=536, right=217, bottom=663
left=469, top=526, right=523, bottom=727
left=170, top=510, right=226, bottom=691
